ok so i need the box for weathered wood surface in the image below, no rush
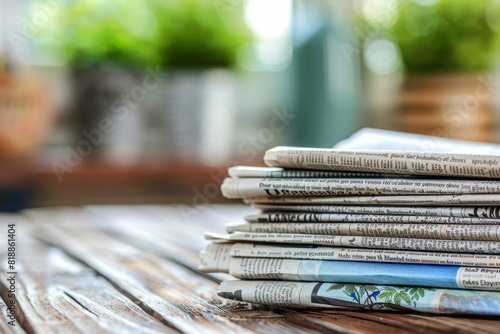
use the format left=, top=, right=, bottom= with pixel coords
left=0, top=205, right=499, bottom=333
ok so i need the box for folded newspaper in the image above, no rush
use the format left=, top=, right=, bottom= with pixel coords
left=203, top=128, right=500, bottom=315
left=218, top=280, right=500, bottom=315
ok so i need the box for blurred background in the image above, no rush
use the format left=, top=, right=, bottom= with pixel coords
left=1, top=0, right=500, bottom=210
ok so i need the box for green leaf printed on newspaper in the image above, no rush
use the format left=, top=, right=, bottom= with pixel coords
left=326, top=284, right=434, bottom=308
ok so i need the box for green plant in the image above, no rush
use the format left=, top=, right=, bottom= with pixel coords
left=394, top=0, right=500, bottom=73
left=360, top=0, right=500, bottom=73
left=34, top=0, right=250, bottom=69
left=326, top=283, right=434, bottom=307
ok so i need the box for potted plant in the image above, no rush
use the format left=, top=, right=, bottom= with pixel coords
left=34, top=0, right=250, bottom=163
left=359, top=0, right=500, bottom=142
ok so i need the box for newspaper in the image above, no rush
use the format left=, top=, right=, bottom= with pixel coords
left=205, top=232, right=500, bottom=254
left=202, top=242, right=500, bottom=267
left=221, top=177, right=500, bottom=199
left=199, top=243, right=233, bottom=272
left=252, top=204, right=500, bottom=218
left=218, top=280, right=500, bottom=315
left=246, top=194, right=500, bottom=206
left=202, top=255, right=500, bottom=291
left=245, top=212, right=500, bottom=224
left=228, top=166, right=401, bottom=178
left=264, top=146, right=500, bottom=178
left=334, top=127, right=500, bottom=154
left=226, top=222, right=500, bottom=241
left=209, top=129, right=500, bottom=315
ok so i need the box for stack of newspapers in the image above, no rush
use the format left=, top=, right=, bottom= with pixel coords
left=201, top=129, right=500, bottom=315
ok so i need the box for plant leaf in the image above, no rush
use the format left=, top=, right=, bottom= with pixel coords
left=327, top=284, right=345, bottom=292
left=400, top=292, right=412, bottom=305
left=394, top=294, right=401, bottom=305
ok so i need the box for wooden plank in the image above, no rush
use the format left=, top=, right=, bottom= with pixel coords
left=404, top=314, right=500, bottom=334
left=85, top=205, right=249, bottom=271
left=282, top=310, right=405, bottom=334
left=0, top=217, right=175, bottom=334
left=0, top=298, right=26, bottom=334
left=0, top=214, right=27, bottom=334
left=29, top=208, right=316, bottom=334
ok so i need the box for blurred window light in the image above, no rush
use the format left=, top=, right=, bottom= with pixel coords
left=241, top=0, right=292, bottom=71
left=363, top=38, right=401, bottom=75
left=244, top=0, right=292, bottom=39
left=361, top=0, right=399, bottom=29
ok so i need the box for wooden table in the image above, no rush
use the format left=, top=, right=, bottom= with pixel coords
left=1, top=205, right=499, bottom=333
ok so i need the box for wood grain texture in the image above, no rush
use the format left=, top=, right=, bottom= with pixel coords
left=0, top=216, right=174, bottom=334
left=30, top=207, right=315, bottom=334
left=0, top=298, right=26, bottom=334
left=0, top=205, right=498, bottom=333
